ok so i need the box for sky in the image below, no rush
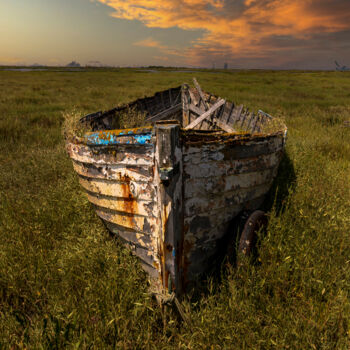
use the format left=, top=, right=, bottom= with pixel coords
left=0, top=0, right=350, bottom=69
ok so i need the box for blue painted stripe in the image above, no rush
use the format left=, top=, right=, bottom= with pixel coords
left=86, top=131, right=152, bottom=146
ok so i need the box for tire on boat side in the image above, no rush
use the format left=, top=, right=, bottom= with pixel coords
left=238, top=210, right=267, bottom=257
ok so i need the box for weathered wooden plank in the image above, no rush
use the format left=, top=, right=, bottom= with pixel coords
left=114, top=232, right=161, bottom=276
left=169, top=89, right=173, bottom=106
left=155, top=122, right=184, bottom=295
left=193, top=78, right=209, bottom=110
left=72, top=160, right=153, bottom=181
left=66, top=143, right=154, bottom=166
left=105, top=221, right=154, bottom=249
left=251, top=114, right=261, bottom=133
left=133, top=245, right=156, bottom=268
left=140, top=261, right=160, bottom=279
left=107, top=222, right=153, bottom=246
left=188, top=104, right=203, bottom=115
left=239, top=109, right=249, bottom=128
left=184, top=182, right=272, bottom=217
left=182, top=85, right=190, bottom=127
left=184, top=167, right=278, bottom=199
left=184, top=207, right=240, bottom=244
left=183, top=151, right=282, bottom=178
left=184, top=195, right=265, bottom=239
left=185, top=99, right=226, bottom=130
left=258, top=110, right=273, bottom=119
left=225, top=102, right=235, bottom=124
left=188, top=104, right=235, bottom=133
left=188, top=89, right=200, bottom=106
left=183, top=135, right=284, bottom=161
left=78, top=177, right=155, bottom=201
left=145, top=103, right=182, bottom=122
left=185, top=196, right=266, bottom=245
left=206, top=93, right=212, bottom=104
left=245, top=112, right=255, bottom=132
left=86, top=191, right=157, bottom=217
left=228, top=104, right=243, bottom=126
left=216, top=120, right=236, bottom=133
left=94, top=205, right=157, bottom=234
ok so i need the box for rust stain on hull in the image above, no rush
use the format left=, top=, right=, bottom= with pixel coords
left=119, top=174, right=137, bottom=231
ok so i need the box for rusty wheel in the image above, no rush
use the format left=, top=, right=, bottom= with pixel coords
left=238, top=210, right=267, bottom=256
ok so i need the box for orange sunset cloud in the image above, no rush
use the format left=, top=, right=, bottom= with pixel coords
left=97, top=0, right=350, bottom=67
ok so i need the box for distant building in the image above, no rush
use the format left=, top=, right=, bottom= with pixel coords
left=66, top=61, right=81, bottom=68
left=224, top=63, right=228, bottom=69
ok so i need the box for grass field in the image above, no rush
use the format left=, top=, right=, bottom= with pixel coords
left=0, top=69, right=349, bottom=349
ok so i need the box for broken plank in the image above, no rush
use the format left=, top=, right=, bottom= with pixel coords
left=188, top=89, right=200, bottom=106
left=145, top=103, right=181, bottom=122
left=193, top=78, right=209, bottom=110
left=185, top=99, right=226, bottom=130
left=189, top=103, right=235, bottom=133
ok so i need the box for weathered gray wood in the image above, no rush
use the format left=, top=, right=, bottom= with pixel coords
left=155, top=122, right=184, bottom=296
left=185, top=99, right=226, bottom=130
left=188, top=104, right=214, bottom=131
left=193, top=78, right=209, bottom=110
left=173, top=89, right=181, bottom=105
left=217, top=101, right=226, bottom=120
left=145, top=103, right=181, bottom=122
left=230, top=104, right=243, bottom=126
left=169, top=89, right=173, bottom=106
left=184, top=167, right=277, bottom=199
left=106, top=222, right=153, bottom=247
left=183, top=136, right=284, bottom=161
left=182, top=85, right=190, bottom=127
left=183, top=151, right=281, bottom=179
left=66, top=143, right=154, bottom=166
left=244, top=112, right=253, bottom=131
left=184, top=183, right=273, bottom=217
left=251, top=114, right=261, bottom=133
left=206, top=93, right=212, bottom=104
left=226, top=102, right=235, bottom=124
left=72, top=160, right=153, bottom=181
left=160, top=91, right=166, bottom=110
left=258, top=110, right=273, bottom=119
left=240, top=109, right=249, bottom=128
left=188, top=104, right=204, bottom=115
left=188, top=103, right=235, bottom=133
left=188, top=89, right=199, bottom=106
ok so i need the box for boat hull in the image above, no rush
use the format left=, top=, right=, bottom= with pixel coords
left=65, top=85, right=287, bottom=296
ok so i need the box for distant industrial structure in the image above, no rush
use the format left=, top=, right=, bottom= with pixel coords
left=335, top=61, right=350, bottom=71
left=66, top=61, right=81, bottom=68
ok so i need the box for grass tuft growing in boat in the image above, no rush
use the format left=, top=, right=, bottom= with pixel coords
left=116, top=105, right=148, bottom=129
left=63, top=106, right=148, bottom=140
left=260, top=115, right=286, bottom=134
left=62, top=108, right=89, bottom=140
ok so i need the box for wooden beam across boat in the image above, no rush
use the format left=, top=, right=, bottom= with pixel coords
left=185, top=99, right=226, bottom=130
left=188, top=104, right=236, bottom=133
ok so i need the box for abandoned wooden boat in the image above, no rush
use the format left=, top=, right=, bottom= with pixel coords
left=65, top=79, right=287, bottom=297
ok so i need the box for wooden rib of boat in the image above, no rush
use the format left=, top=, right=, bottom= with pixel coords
left=65, top=79, right=287, bottom=297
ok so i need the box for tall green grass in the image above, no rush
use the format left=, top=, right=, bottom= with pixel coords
left=0, top=69, right=349, bottom=349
